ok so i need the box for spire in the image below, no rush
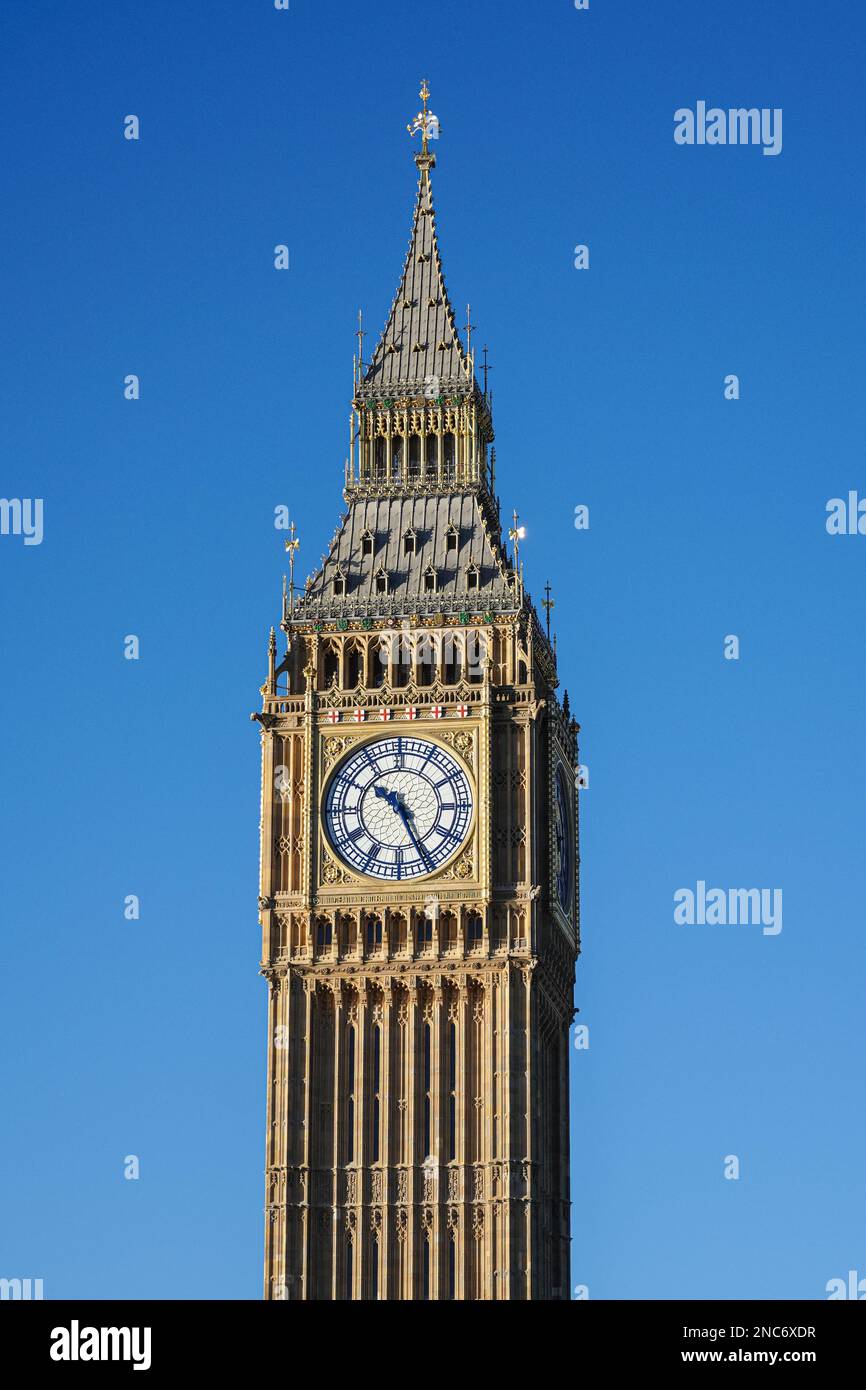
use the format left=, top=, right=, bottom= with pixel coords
left=361, top=82, right=474, bottom=395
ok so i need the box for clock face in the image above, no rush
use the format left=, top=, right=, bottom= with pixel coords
left=324, top=735, right=473, bottom=881
left=554, top=764, right=571, bottom=911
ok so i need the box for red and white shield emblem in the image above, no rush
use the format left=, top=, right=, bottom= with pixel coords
left=379, top=707, right=392, bottom=721
left=405, top=705, right=418, bottom=720
left=353, top=706, right=366, bottom=723
left=431, top=704, right=444, bottom=719
left=326, top=709, right=341, bottom=724
left=457, top=704, right=469, bottom=718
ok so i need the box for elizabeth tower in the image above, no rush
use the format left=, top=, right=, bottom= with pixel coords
left=254, top=86, right=580, bottom=1301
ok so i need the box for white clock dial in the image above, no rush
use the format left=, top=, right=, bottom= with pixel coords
left=324, top=736, right=473, bottom=881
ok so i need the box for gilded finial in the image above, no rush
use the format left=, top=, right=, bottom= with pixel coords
left=284, top=521, right=300, bottom=618
left=508, top=510, right=526, bottom=571
left=464, top=304, right=477, bottom=369
left=407, top=79, right=439, bottom=166
left=542, top=581, right=555, bottom=643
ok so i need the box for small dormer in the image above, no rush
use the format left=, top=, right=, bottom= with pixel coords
left=466, top=563, right=480, bottom=591
left=361, top=529, right=374, bottom=558
left=423, top=565, right=437, bottom=593
left=374, top=565, right=389, bottom=595
left=445, top=523, right=458, bottom=554
left=333, top=564, right=347, bottom=597
left=403, top=527, right=418, bottom=556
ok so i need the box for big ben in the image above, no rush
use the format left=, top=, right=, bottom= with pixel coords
left=253, top=84, right=580, bottom=1301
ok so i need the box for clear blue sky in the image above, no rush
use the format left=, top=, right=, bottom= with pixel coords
left=1, top=0, right=863, bottom=1300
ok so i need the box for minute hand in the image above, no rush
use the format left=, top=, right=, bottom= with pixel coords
left=394, top=799, right=432, bottom=868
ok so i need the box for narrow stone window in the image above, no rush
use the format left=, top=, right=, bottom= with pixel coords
left=408, top=434, right=421, bottom=481
left=442, top=433, right=456, bottom=482
left=448, top=1021, right=457, bottom=1161
left=346, top=1025, right=356, bottom=1164
left=372, top=1023, right=381, bottom=1162
left=423, top=1023, right=432, bottom=1156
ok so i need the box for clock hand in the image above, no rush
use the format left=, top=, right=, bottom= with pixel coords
left=393, top=797, right=433, bottom=867
left=374, top=785, right=399, bottom=811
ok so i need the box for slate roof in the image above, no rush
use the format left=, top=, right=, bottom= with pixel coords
left=361, top=161, right=474, bottom=395
left=296, top=491, right=518, bottom=621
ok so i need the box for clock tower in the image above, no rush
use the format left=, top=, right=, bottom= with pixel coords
left=254, top=84, right=580, bottom=1300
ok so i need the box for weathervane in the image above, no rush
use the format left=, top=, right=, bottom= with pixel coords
left=407, top=79, right=440, bottom=158
left=508, top=509, right=526, bottom=571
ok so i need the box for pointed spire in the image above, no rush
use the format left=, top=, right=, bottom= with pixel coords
left=361, top=82, right=473, bottom=395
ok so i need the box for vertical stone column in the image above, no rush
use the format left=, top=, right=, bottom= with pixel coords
left=263, top=969, right=280, bottom=1299
left=259, top=728, right=276, bottom=952
left=522, top=962, right=535, bottom=1301
left=384, top=981, right=396, bottom=1296
left=429, top=977, right=444, bottom=1300
left=300, top=979, right=315, bottom=1300
left=558, top=1012, right=570, bottom=1299
left=353, top=983, right=367, bottom=1299
left=405, top=977, right=421, bottom=1299
left=480, top=980, right=495, bottom=1300
left=452, top=979, right=468, bottom=1299
left=329, top=984, right=344, bottom=1300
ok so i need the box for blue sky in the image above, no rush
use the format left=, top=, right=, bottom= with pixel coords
left=1, top=0, right=863, bottom=1299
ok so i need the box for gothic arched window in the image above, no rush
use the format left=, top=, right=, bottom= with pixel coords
left=442, top=633, right=462, bottom=685
left=417, top=635, right=435, bottom=686
left=321, top=645, right=340, bottom=687
left=374, top=437, right=387, bottom=481
left=442, top=432, right=456, bottom=482
left=408, top=434, right=421, bottom=481
left=346, top=644, right=363, bottom=689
